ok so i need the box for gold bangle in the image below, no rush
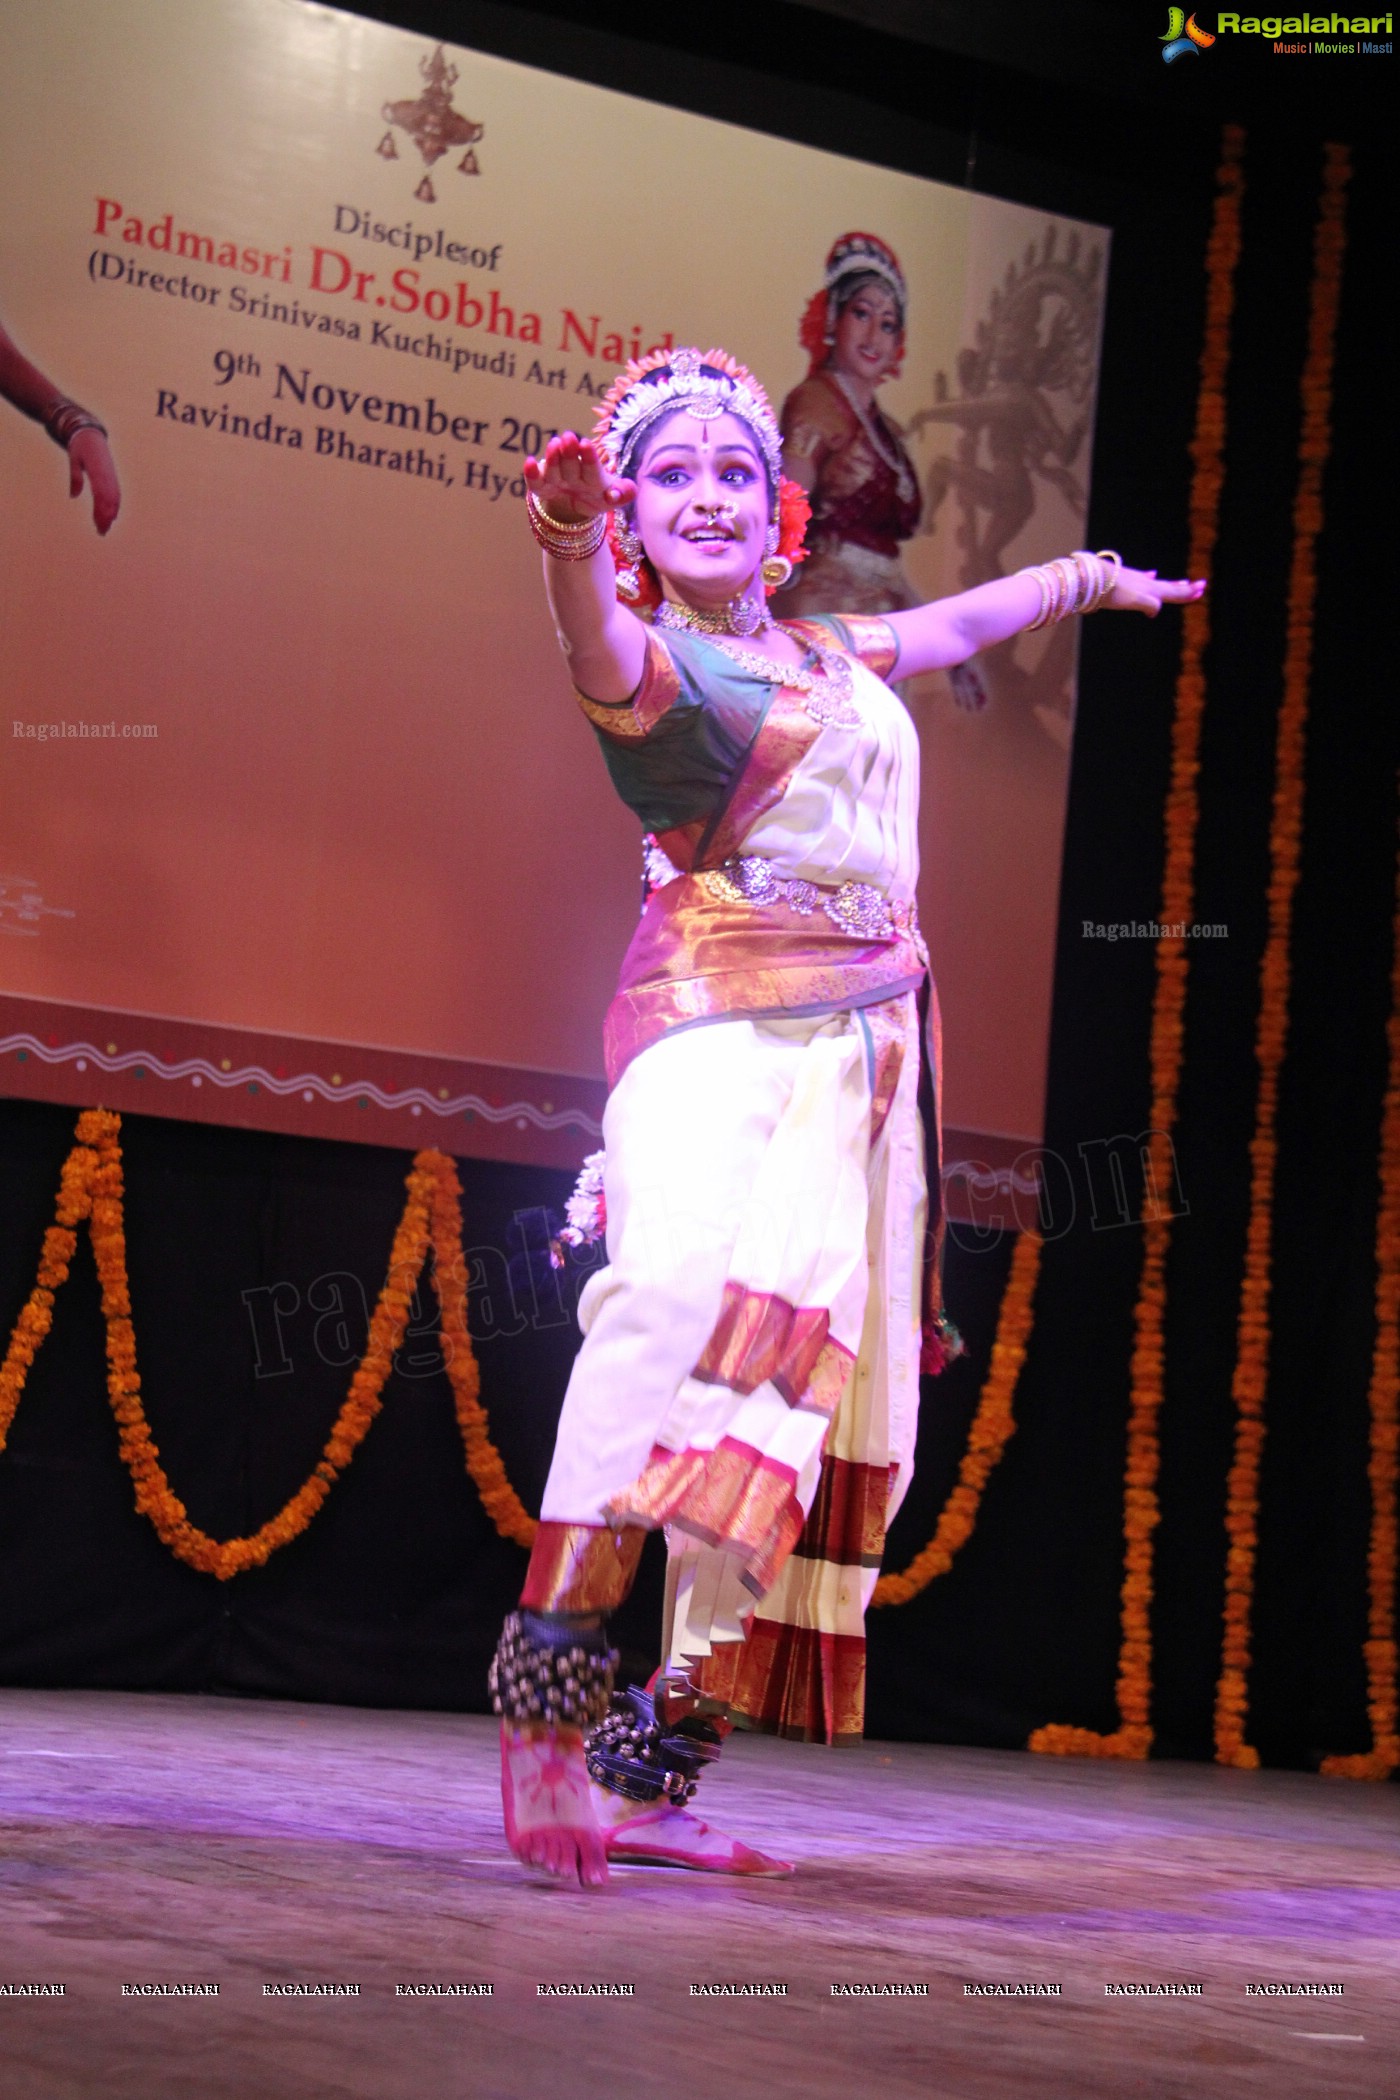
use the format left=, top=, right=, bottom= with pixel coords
left=526, top=487, right=607, bottom=560
left=1093, top=549, right=1123, bottom=608
left=1022, top=561, right=1063, bottom=631
left=1023, top=551, right=1122, bottom=628
left=1068, top=551, right=1104, bottom=613
left=1046, top=558, right=1072, bottom=624
left=528, top=489, right=600, bottom=536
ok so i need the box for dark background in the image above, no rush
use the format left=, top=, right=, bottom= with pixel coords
left=2, top=1, right=1394, bottom=1769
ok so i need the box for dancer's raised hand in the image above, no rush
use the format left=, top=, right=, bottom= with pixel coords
left=522, top=431, right=633, bottom=524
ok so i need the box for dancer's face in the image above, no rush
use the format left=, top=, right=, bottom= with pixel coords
left=830, top=282, right=902, bottom=388
left=631, top=411, right=771, bottom=608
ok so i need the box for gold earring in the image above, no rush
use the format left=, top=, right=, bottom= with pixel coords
left=616, top=520, right=645, bottom=600
left=761, top=554, right=793, bottom=590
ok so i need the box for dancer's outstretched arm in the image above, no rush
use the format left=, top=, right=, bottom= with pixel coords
left=887, top=563, right=1204, bottom=679
left=522, top=433, right=643, bottom=703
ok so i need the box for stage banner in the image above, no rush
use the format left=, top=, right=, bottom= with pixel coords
left=0, top=0, right=1108, bottom=1182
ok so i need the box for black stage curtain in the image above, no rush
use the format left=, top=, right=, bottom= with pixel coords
left=2, top=5, right=1393, bottom=1767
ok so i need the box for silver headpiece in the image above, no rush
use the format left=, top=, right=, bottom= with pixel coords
left=595, top=347, right=784, bottom=486
left=824, top=232, right=907, bottom=318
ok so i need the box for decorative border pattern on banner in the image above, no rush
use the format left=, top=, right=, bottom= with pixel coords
left=0, top=991, right=604, bottom=1171
left=0, top=1028, right=595, bottom=1134
left=1, top=993, right=1030, bottom=1219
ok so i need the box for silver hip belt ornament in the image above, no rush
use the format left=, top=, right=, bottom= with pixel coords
left=698, top=854, right=919, bottom=946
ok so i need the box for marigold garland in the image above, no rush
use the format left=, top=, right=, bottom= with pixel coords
left=1212, top=144, right=1351, bottom=1769
left=0, top=1111, right=532, bottom=1575
left=1030, top=125, right=1246, bottom=1762
left=1319, top=800, right=1399, bottom=1782
left=3, top=1106, right=1027, bottom=1594
left=425, top=1149, right=537, bottom=1551
left=0, top=1141, right=92, bottom=1452
left=872, top=1229, right=1040, bottom=1607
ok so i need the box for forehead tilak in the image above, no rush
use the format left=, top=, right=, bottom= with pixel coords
left=644, top=417, right=764, bottom=462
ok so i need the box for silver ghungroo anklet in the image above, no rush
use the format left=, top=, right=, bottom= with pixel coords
left=584, top=1682, right=725, bottom=1806
left=489, top=1609, right=617, bottom=1727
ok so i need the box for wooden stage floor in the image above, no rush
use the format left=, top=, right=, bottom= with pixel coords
left=0, top=1689, right=1394, bottom=2100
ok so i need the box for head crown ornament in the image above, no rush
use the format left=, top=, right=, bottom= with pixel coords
left=800, top=231, right=908, bottom=379
left=594, top=346, right=784, bottom=487
left=824, top=231, right=907, bottom=314
left=595, top=346, right=809, bottom=609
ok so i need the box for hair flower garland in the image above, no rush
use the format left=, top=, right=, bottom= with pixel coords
left=776, top=476, right=813, bottom=576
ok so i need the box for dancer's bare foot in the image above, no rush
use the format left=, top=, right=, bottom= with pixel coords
left=590, top=1782, right=793, bottom=1876
left=500, top=1721, right=609, bottom=1887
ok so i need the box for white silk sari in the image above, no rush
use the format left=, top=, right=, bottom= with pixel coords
left=543, top=630, right=934, bottom=1742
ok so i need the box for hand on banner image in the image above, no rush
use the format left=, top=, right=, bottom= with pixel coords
left=522, top=431, right=633, bottom=524
left=68, top=425, right=122, bottom=536
left=0, top=312, right=121, bottom=536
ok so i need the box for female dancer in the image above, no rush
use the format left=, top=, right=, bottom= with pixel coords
left=774, top=233, right=921, bottom=622
left=493, top=347, right=1201, bottom=1888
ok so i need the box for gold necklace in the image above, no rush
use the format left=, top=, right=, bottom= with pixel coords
left=655, top=596, right=771, bottom=639
left=705, top=629, right=861, bottom=729
left=653, top=598, right=861, bottom=727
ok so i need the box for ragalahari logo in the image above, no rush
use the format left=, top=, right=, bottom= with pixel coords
left=1161, top=7, right=1218, bottom=55
left=377, top=45, right=484, bottom=204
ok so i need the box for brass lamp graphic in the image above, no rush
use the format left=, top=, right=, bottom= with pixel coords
left=378, top=46, right=484, bottom=202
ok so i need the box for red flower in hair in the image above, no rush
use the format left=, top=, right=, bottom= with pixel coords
left=773, top=476, right=812, bottom=586
left=799, top=290, right=830, bottom=374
